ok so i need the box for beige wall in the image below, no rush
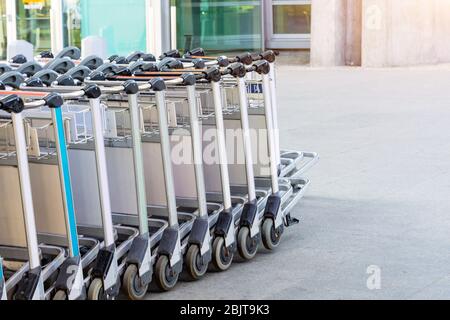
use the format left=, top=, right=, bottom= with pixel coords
left=362, top=0, right=450, bottom=67
left=311, top=0, right=450, bottom=67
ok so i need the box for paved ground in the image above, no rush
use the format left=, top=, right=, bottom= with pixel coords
left=149, top=65, right=450, bottom=300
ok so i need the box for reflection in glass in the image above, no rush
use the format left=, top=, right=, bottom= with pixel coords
left=62, top=0, right=147, bottom=56
left=0, top=0, right=6, bottom=59
left=173, top=0, right=262, bottom=54
left=273, top=4, right=311, bottom=34
left=63, top=0, right=81, bottom=48
left=16, top=0, right=52, bottom=53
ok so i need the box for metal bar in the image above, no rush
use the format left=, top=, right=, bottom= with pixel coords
left=211, top=81, right=233, bottom=210
left=128, top=93, right=149, bottom=233
left=51, top=108, right=80, bottom=256
left=12, top=112, right=40, bottom=269
left=186, top=85, right=208, bottom=218
left=237, top=78, right=257, bottom=202
left=269, top=62, right=281, bottom=167
left=155, top=91, right=179, bottom=227
left=262, top=74, right=279, bottom=194
left=89, top=98, right=116, bottom=246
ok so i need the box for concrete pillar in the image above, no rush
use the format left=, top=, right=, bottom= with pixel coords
left=345, top=0, right=362, bottom=66
left=310, top=0, right=347, bottom=66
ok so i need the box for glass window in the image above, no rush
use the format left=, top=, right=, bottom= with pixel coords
left=0, top=0, right=6, bottom=59
left=16, top=0, right=52, bottom=53
left=62, top=0, right=82, bottom=49
left=173, top=0, right=262, bottom=54
left=273, top=4, right=311, bottom=34
left=61, top=0, right=147, bottom=56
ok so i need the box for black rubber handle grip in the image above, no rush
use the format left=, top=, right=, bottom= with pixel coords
left=157, top=57, right=183, bottom=71
left=260, top=50, right=277, bottom=63
left=32, top=69, right=59, bottom=86
left=192, top=59, right=206, bottom=69
left=226, top=62, right=246, bottom=78
left=186, top=48, right=205, bottom=57
left=55, top=46, right=81, bottom=60
left=45, top=58, right=76, bottom=74
left=149, top=78, right=166, bottom=91
left=55, top=74, right=76, bottom=86
left=0, top=95, right=24, bottom=113
left=0, top=71, right=26, bottom=89
left=141, top=53, right=156, bottom=62
left=0, top=64, right=13, bottom=75
left=160, top=49, right=181, bottom=59
left=10, top=54, right=27, bottom=64
left=126, top=51, right=146, bottom=62
left=79, top=55, right=104, bottom=70
left=16, top=61, right=43, bottom=77
left=25, top=77, right=45, bottom=88
left=39, top=51, right=54, bottom=59
left=65, top=65, right=91, bottom=82
left=202, top=66, right=222, bottom=82
left=112, top=56, right=128, bottom=64
left=236, top=52, right=253, bottom=66
left=44, top=93, right=64, bottom=109
left=95, top=63, right=120, bottom=76
left=88, top=71, right=106, bottom=81
left=217, top=56, right=230, bottom=67
left=107, top=55, right=119, bottom=62
left=181, top=73, right=197, bottom=86
left=129, top=61, right=148, bottom=74
left=251, top=60, right=270, bottom=75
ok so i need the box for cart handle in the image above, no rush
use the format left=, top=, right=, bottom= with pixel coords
left=0, top=94, right=24, bottom=113
left=0, top=90, right=63, bottom=109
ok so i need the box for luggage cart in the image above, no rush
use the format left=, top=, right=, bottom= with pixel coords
left=122, top=65, right=267, bottom=262
left=181, top=49, right=319, bottom=177
left=0, top=93, right=65, bottom=300
left=21, top=60, right=171, bottom=298
left=86, top=76, right=201, bottom=291
left=59, top=80, right=170, bottom=299
left=145, top=60, right=311, bottom=251
left=14, top=83, right=140, bottom=300
left=0, top=87, right=103, bottom=300
left=137, top=76, right=220, bottom=280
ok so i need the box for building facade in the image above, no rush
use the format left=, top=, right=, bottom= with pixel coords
left=2, top=0, right=446, bottom=67
left=0, top=0, right=313, bottom=59
left=311, top=0, right=450, bottom=67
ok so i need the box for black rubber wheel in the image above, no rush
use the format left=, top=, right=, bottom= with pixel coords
left=262, top=219, right=283, bottom=250
left=123, top=264, right=149, bottom=300
left=212, top=237, right=233, bottom=272
left=155, top=256, right=179, bottom=291
left=185, top=245, right=209, bottom=281
left=237, top=227, right=259, bottom=261
left=53, top=290, right=67, bottom=300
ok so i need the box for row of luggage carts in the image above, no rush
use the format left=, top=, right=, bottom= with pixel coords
left=0, top=47, right=318, bottom=300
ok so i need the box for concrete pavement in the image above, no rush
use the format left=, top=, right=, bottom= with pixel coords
left=148, top=65, right=450, bottom=300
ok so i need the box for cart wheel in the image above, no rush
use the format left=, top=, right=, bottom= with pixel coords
left=186, top=245, right=208, bottom=281
left=155, top=256, right=179, bottom=291
left=262, top=219, right=283, bottom=251
left=88, top=278, right=106, bottom=300
left=237, top=227, right=259, bottom=261
left=53, top=290, right=67, bottom=300
left=123, top=264, right=149, bottom=300
left=212, top=237, right=233, bottom=272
